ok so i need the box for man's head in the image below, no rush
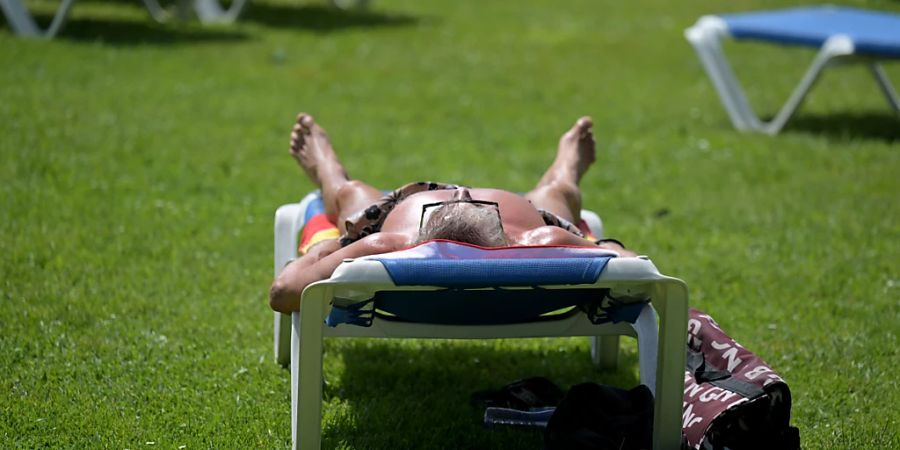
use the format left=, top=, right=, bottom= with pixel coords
left=417, top=196, right=508, bottom=247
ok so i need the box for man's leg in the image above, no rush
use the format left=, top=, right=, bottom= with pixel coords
left=524, top=116, right=595, bottom=224
left=290, top=113, right=383, bottom=233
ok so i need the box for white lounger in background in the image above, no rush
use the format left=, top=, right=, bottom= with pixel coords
left=0, top=0, right=245, bottom=38
left=0, top=0, right=366, bottom=38
left=685, top=6, right=900, bottom=134
left=273, top=191, right=688, bottom=450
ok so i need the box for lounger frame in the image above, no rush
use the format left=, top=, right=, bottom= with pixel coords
left=0, top=0, right=363, bottom=38
left=273, top=192, right=687, bottom=450
left=685, top=15, right=900, bottom=135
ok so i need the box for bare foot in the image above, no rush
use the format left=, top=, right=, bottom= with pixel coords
left=289, top=113, right=346, bottom=187
left=534, top=116, right=596, bottom=191
left=556, top=116, right=595, bottom=182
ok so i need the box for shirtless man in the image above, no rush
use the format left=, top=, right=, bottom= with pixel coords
left=269, top=113, right=635, bottom=313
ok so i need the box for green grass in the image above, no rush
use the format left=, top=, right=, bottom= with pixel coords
left=2, top=0, right=899, bottom=448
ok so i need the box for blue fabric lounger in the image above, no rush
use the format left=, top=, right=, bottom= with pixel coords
left=273, top=191, right=689, bottom=450
left=685, top=6, right=900, bottom=134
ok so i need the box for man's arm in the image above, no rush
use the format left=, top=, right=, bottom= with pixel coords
left=269, top=232, right=407, bottom=313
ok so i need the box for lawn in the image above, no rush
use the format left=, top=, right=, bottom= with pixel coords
left=1, top=0, right=898, bottom=448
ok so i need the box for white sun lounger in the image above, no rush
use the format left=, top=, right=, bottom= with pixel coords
left=0, top=0, right=245, bottom=38
left=0, top=0, right=365, bottom=38
left=273, top=191, right=688, bottom=450
left=685, top=6, right=900, bottom=134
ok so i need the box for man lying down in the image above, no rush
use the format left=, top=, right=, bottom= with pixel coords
left=269, top=113, right=635, bottom=314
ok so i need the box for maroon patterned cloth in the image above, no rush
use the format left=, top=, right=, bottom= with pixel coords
left=682, top=308, right=798, bottom=450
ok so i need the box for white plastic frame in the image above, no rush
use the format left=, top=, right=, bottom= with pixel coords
left=1, top=0, right=370, bottom=38
left=273, top=194, right=687, bottom=449
left=0, top=0, right=194, bottom=38
left=685, top=15, right=900, bottom=135
left=193, top=0, right=249, bottom=24
left=0, top=0, right=78, bottom=37
left=291, top=259, right=687, bottom=450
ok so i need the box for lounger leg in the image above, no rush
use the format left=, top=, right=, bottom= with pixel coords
left=685, top=16, right=762, bottom=132
left=329, top=0, right=369, bottom=9
left=631, top=305, right=658, bottom=395
left=0, top=0, right=76, bottom=38
left=132, top=0, right=171, bottom=22
left=651, top=281, right=688, bottom=450
left=275, top=312, right=292, bottom=366
left=291, top=312, right=300, bottom=450
left=590, top=335, right=619, bottom=370
left=762, top=35, right=855, bottom=135
left=194, top=0, right=250, bottom=24
left=870, top=63, right=900, bottom=114
left=293, top=290, right=327, bottom=450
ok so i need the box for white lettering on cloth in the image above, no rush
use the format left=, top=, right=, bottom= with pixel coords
left=687, top=319, right=703, bottom=349
left=717, top=390, right=739, bottom=403
left=699, top=387, right=723, bottom=402
left=743, top=365, right=783, bottom=386
left=685, top=382, right=705, bottom=398
left=697, top=313, right=722, bottom=331
left=682, top=403, right=704, bottom=429
left=745, top=365, right=772, bottom=380
left=686, top=382, right=743, bottom=404
left=711, top=340, right=743, bottom=372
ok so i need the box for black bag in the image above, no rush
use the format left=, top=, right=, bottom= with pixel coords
left=544, top=383, right=654, bottom=450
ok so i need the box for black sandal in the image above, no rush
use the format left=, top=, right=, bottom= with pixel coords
left=471, top=377, right=565, bottom=410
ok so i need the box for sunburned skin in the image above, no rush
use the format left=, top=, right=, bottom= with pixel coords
left=269, top=113, right=635, bottom=313
left=380, top=188, right=548, bottom=244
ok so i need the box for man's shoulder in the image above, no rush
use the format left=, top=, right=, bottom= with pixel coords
left=515, top=226, right=592, bottom=246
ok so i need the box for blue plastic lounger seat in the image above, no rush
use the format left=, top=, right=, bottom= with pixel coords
left=272, top=191, right=688, bottom=450
left=685, top=6, right=900, bottom=134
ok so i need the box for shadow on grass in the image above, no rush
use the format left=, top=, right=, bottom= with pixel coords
left=320, top=339, right=640, bottom=449
left=780, top=111, right=900, bottom=142
left=14, top=15, right=249, bottom=45
left=240, top=3, right=419, bottom=32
